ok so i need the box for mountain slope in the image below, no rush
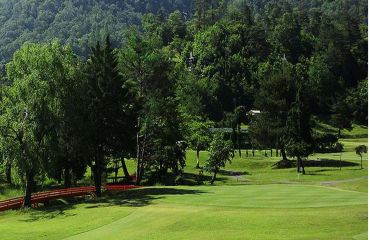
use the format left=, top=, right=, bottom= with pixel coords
left=0, top=0, right=193, bottom=64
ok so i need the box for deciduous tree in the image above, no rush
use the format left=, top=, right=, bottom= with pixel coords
left=204, top=133, right=233, bottom=185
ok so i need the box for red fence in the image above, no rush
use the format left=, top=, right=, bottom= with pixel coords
left=0, top=184, right=140, bottom=212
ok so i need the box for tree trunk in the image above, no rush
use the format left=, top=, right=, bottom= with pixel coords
left=252, top=147, right=255, bottom=157
left=136, top=131, right=141, bottom=185
left=23, top=169, right=34, bottom=208
left=296, top=158, right=300, bottom=173
left=281, top=147, right=287, bottom=161
left=137, top=134, right=147, bottom=185
left=276, top=148, right=279, bottom=157
left=114, top=160, right=118, bottom=183
left=337, top=128, right=341, bottom=139
left=64, top=164, right=72, bottom=188
left=361, top=156, right=363, bottom=169
left=299, top=158, right=305, bottom=174
left=121, top=157, right=130, bottom=179
left=135, top=131, right=147, bottom=185
left=196, top=146, right=200, bottom=169
left=270, top=149, right=273, bottom=157
left=139, top=160, right=145, bottom=183
left=93, top=147, right=103, bottom=197
left=246, top=148, right=248, bottom=157
left=93, top=165, right=102, bottom=197
left=237, top=129, right=241, bottom=158
left=5, top=162, right=11, bottom=184
left=210, top=169, right=218, bottom=185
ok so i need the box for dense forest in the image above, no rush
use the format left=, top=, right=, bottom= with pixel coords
left=0, top=0, right=194, bottom=64
left=0, top=0, right=367, bottom=206
left=0, top=0, right=367, bottom=64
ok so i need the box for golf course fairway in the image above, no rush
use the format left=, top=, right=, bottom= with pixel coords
left=0, top=184, right=367, bottom=240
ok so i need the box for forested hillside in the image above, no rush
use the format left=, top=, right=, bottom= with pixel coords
left=0, top=0, right=367, bottom=202
left=0, top=0, right=194, bottom=64
left=0, top=0, right=367, bottom=64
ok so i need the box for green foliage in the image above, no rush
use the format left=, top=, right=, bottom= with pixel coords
left=252, top=61, right=296, bottom=155
left=142, top=96, right=186, bottom=184
left=191, top=10, right=268, bottom=120
left=0, top=41, right=66, bottom=205
left=82, top=36, right=134, bottom=196
left=38, top=42, right=87, bottom=188
left=285, top=98, right=314, bottom=159
left=0, top=0, right=193, bottom=64
left=183, top=115, right=213, bottom=168
left=119, top=30, right=185, bottom=184
left=313, top=133, right=343, bottom=153
left=269, top=11, right=308, bottom=63
left=0, top=0, right=367, bottom=190
left=346, top=79, right=368, bottom=124
left=204, top=133, right=233, bottom=184
left=185, top=117, right=213, bottom=151
left=330, top=99, right=354, bottom=137
left=355, top=144, right=367, bottom=169
left=355, top=145, right=367, bottom=156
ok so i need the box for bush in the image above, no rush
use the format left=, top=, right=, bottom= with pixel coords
left=333, top=142, right=344, bottom=152
left=313, top=133, right=342, bottom=153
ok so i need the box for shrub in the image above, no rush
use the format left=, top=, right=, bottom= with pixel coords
left=313, top=133, right=342, bottom=153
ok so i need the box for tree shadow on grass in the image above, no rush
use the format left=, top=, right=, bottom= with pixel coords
left=218, top=170, right=250, bottom=176
left=100, top=187, right=206, bottom=207
left=304, top=172, right=328, bottom=176
left=19, top=202, right=77, bottom=222
left=19, top=187, right=206, bottom=222
left=181, top=172, right=212, bottom=185
left=305, top=159, right=359, bottom=167
left=274, top=159, right=359, bottom=169
left=180, top=172, right=229, bottom=186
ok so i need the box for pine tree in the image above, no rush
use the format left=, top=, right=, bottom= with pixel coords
left=285, top=87, right=314, bottom=174
left=83, top=35, right=134, bottom=196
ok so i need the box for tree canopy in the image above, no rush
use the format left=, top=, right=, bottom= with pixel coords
left=0, top=0, right=367, bottom=202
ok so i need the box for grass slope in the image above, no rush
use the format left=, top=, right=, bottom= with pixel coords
left=0, top=184, right=367, bottom=240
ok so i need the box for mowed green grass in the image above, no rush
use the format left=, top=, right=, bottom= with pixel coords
left=182, top=135, right=368, bottom=190
left=0, top=184, right=367, bottom=240
left=0, top=124, right=367, bottom=239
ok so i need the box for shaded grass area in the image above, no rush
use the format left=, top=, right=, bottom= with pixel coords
left=0, top=184, right=22, bottom=200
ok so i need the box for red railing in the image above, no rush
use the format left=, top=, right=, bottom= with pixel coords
left=105, top=184, right=138, bottom=191
left=0, top=197, right=24, bottom=212
left=0, top=184, right=140, bottom=212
